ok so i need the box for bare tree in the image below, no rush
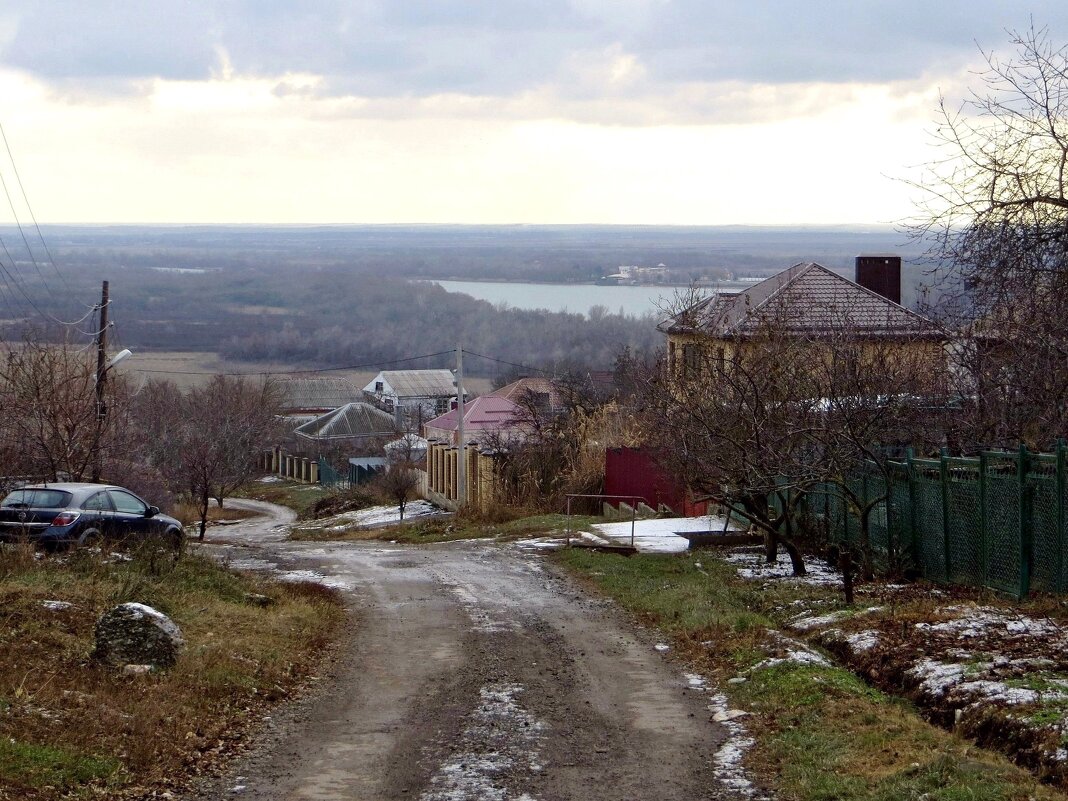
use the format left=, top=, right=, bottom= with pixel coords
left=632, top=315, right=824, bottom=576
left=0, top=337, right=127, bottom=484
left=380, top=434, right=423, bottom=521
left=804, top=322, right=950, bottom=589
left=130, top=376, right=281, bottom=540
left=908, top=24, right=1068, bottom=448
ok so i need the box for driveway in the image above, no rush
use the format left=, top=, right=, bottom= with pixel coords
left=186, top=499, right=729, bottom=801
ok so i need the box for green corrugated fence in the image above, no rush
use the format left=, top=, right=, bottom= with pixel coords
left=802, top=443, right=1068, bottom=598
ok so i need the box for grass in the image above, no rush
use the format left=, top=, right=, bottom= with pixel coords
left=292, top=510, right=603, bottom=545
left=171, top=500, right=259, bottom=528
left=234, top=480, right=329, bottom=518
left=554, top=548, right=1065, bottom=801
left=0, top=542, right=345, bottom=800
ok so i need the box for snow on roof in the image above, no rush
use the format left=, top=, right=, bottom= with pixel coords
left=294, top=402, right=397, bottom=440
left=661, top=262, right=943, bottom=339
left=424, top=395, right=522, bottom=433
left=370, top=369, right=456, bottom=398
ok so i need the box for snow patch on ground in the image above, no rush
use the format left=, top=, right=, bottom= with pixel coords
left=723, top=547, right=841, bottom=586
left=276, top=569, right=350, bottom=590
left=434, top=573, right=518, bottom=634
left=753, top=631, right=832, bottom=671
left=591, top=515, right=736, bottom=554
left=512, top=538, right=568, bottom=552
left=332, top=500, right=442, bottom=528
left=954, top=680, right=1043, bottom=706
left=706, top=691, right=771, bottom=800
left=915, top=606, right=1060, bottom=639
left=790, top=607, right=883, bottom=632
left=908, top=659, right=968, bottom=698
left=40, top=600, right=73, bottom=611
left=421, top=683, right=545, bottom=801
left=844, top=630, right=880, bottom=653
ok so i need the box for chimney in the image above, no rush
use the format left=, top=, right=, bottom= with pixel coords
left=855, top=254, right=901, bottom=305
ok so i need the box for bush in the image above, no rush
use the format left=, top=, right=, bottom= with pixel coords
left=304, top=487, right=379, bottom=520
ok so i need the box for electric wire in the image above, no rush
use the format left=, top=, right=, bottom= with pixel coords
left=0, top=121, right=67, bottom=288
left=460, top=348, right=553, bottom=376
left=131, top=349, right=458, bottom=377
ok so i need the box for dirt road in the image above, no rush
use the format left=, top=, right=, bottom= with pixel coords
left=188, top=500, right=728, bottom=800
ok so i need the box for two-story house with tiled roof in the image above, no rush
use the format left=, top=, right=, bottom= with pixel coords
left=658, top=257, right=946, bottom=381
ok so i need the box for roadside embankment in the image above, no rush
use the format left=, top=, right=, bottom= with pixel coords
left=0, top=542, right=344, bottom=800
left=554, top=545, right=1068, bottom=801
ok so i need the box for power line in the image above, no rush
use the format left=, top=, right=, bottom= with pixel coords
left=460, top=348, right=553, bottom=376
left=0, top=121, right=68, bottom=289
left=132, top=349, right=458, bottom=377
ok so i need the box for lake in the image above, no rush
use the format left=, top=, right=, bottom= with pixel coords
left=430, top=279, right=759, bottom=318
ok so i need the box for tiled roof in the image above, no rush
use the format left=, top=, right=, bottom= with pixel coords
left=279, top=377, right=368, bottom=412
left=370, top=370, right=456, bottom=399
left=489, top=377, right=563, bottom=410
left=294, top=402, right=397, bottom=440
left=424, top=396, right=521, bottom=433
left=660, top=262, right=943, bottom=339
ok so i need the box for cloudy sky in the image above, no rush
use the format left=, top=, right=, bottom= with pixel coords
left=0, top=1, right=1064, bottom=225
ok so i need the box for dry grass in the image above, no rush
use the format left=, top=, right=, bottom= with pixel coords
left=171, top=500, right=259, bottom=528
left=555, top=548, right=1066, bottom=801
left=0, top=544, right=345, bottom=800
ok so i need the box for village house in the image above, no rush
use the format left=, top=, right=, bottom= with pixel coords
left=277, top=376, right=374, bottom=422
left=658, top=256, right=946, bottom=379
left=363, top=369, right=463, bottom=429
left=422, top=394, right=526, bottom=510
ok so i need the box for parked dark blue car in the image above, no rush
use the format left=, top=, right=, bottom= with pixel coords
left=0, top=483, right=184, bottom=552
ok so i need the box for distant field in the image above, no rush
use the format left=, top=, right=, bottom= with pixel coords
left=118, top=350, right=493, bottom=395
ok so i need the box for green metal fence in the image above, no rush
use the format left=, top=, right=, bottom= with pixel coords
left=318, top=457, right=347, bottom=488
left=802, top=443, right=1068, bottom=598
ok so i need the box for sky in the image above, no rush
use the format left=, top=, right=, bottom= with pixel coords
left=0, top=2, right=1065, bottom=225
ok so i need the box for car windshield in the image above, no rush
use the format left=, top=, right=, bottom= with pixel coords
left=1, top=489, right=73, bottom=509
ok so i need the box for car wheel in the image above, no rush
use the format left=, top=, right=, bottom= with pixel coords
left=163, top=528, right=185, bottom=561
left=78, top=528, right=102, bottom=548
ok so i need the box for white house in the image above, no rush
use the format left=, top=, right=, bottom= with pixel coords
left=363, top=369, right=465, bottom=427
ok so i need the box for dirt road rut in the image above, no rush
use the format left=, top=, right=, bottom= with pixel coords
left=189, top=501, right=727, bottom=800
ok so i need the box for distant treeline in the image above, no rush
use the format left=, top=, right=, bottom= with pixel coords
left=0, top=259, right=659, bottom=376
left=216, top=274, right=660, bottom=374
left=0, top=225, right=928, bottom=376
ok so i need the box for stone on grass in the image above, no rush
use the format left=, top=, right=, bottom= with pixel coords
left=93, top=602, right=184, bottom=669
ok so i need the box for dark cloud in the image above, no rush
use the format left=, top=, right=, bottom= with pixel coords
left=4, top=1, right=1068, bottom=96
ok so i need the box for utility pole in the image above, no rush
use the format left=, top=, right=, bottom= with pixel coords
left=456, top=344, right=466, bottom=507
left=92, top=280, right=109, bottom=482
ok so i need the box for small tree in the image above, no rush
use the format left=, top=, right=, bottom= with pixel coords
left=381, top=434, right=423, bottom=520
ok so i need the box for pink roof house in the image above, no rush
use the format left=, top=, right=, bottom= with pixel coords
left=422, top=395, right=527, bottom=446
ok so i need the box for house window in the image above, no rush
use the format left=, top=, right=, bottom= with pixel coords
left=669, top=341, right=677, bottom=373
left=716, top=347, right=726, bottom=373
left=435, top=397, right=450, bottom=415
left=374, top=381, right=383, bottom=393
left=682, top=344, right=700, bottom=375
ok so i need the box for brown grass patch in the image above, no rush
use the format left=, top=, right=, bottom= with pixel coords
left=0, top=548, right=344, bottom=799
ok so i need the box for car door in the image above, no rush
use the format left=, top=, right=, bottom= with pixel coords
left=106, top=489, right=151, bottom=543
left=79, top=490, right=116, bottom=539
